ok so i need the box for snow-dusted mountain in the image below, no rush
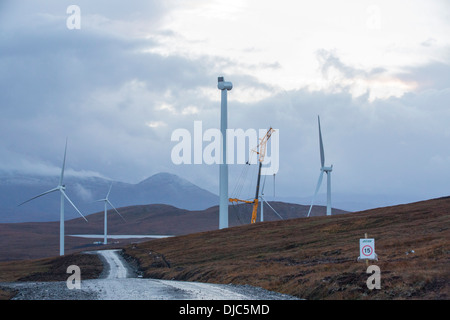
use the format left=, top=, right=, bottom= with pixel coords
left=0, top=172, right=219, bottom=222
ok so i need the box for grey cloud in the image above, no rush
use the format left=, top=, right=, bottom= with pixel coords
left=0, top=3, right=220, bottom=182
left=397, top=60, right=450, bottom=91
left=316, top=49, right=387, bottom=79
left=1, top=1, right=449, bottom=208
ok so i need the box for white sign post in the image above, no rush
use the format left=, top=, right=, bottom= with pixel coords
left=360, top=238, right=375, bottom=259
left=359, top=233, right=380, bottom=290
left=358, top=233, right=378, bottom=264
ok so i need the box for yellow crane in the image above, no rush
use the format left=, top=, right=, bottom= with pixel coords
left=229, top=127, right=275, bottom=223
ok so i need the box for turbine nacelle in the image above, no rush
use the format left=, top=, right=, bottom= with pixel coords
left=217, top=77, right=233, bottom=90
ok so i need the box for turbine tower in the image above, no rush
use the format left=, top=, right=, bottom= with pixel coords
left=218, top=76, right=232, bottom=229
left=307, top=116, right=333, bottom=217
left=95, top=183, right=126, bottom=245
left=18, top=138, right=88, bottom=255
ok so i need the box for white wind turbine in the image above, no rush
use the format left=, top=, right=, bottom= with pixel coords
left=95, top=183, right=126, bottom=245
left=18, top=139, right=88, bottom=256
left=259, top=174, right=283, bottom=222
left=307, top=116, right=333, bottom=217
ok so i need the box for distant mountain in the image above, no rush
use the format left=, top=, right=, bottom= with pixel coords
left=0, top=172, right=219, bottom=223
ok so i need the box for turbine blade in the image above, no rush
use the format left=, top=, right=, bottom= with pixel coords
left=318, top=116, right=325, bottom=168
left=307, top=170, right=324, bottom=217
left=106, top=183, right=113, bottom=199
left=18, top=187, right=59, bottom=206
left=107, top=199, right=126, bottom=222
left=260, top=196, right=283, bottom=220
left=61, top=189, right=88, bottom=222
left=59, top=138, right=68, bottom=186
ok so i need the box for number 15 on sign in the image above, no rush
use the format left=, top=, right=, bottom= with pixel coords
left=360, top=238, right=376, bottom=260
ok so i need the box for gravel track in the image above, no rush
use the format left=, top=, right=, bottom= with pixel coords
left=0, top=249, right=299, bottom=300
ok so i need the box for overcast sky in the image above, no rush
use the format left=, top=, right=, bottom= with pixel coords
left=1, top=1, right=449, bottom=204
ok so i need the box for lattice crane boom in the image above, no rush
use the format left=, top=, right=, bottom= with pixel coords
left=229, top=127, right=275, bottom=223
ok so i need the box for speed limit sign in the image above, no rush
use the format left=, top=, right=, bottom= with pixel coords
left=360, top=238, right=376, bottom=260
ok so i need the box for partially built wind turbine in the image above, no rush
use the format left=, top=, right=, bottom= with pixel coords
left=18, top=139, right=88, bottom=256
left=259, top=195, right=283, bottom=222
left=307, top=116, right=333, bottom=217
left=95, top=183, right=126, bottom=245
left=259, top=173, right=283, bottom=222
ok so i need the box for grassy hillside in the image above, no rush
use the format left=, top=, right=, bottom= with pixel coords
left=123, top=197, right=450, bottom=300
left=0, top=202, right=340, bottom=261
left=0, top=197, right=448, bottom=300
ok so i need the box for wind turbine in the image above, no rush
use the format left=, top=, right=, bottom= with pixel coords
left=307, top=116, right=333, bottom=217
left=259, top=174, right=283, bottom=222
left=18, top=138, right=88, bottom=256
left=259, top=195, right=283, bottom=221
left=95, top=183, right=126, bottom=245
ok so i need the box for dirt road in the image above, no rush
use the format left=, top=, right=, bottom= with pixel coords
left=1, top=249, right=299, bottom=300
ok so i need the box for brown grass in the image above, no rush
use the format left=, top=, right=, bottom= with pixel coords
left=1, top=197, right=448, bottom=300
left=123, top=197, right=450, bottom=300
left=0, top=202, right=341, bottom=262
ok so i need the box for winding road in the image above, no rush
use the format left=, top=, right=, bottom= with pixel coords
left=2, top=249, right=299, bottom=300
left=96, top=249, right=130, bottom=279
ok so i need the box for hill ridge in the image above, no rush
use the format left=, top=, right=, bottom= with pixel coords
left=0, top=200, right=344, bottom=261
